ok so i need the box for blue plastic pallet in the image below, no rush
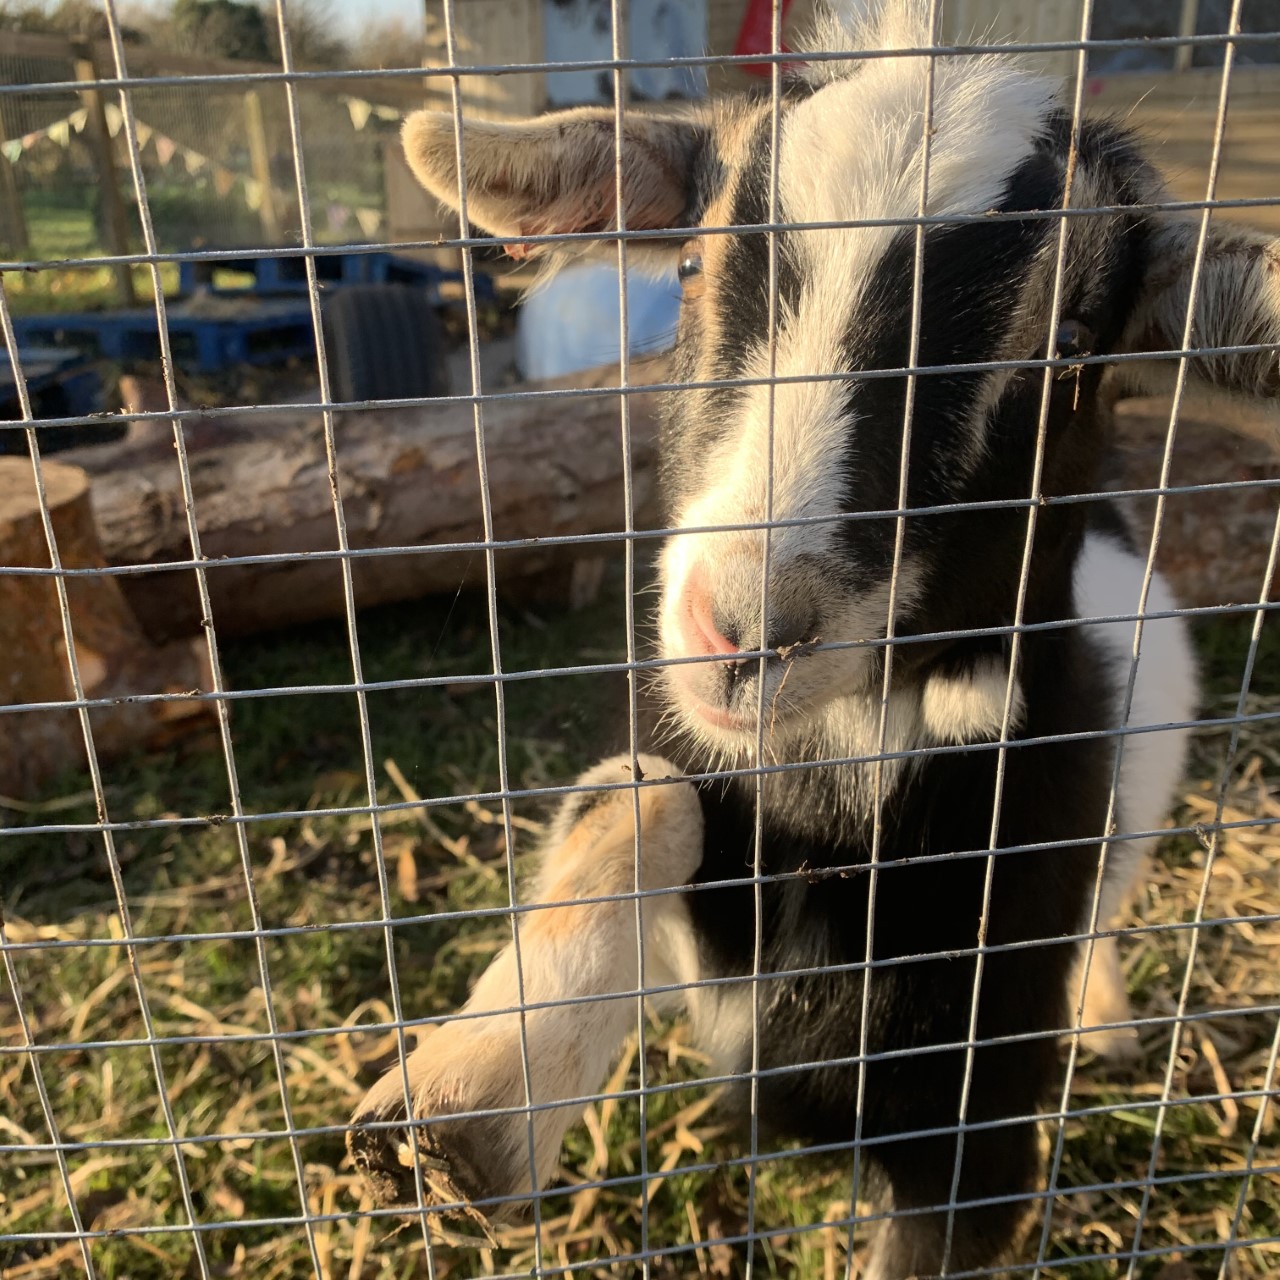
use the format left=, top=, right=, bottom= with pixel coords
left=0, top=345, right=105, bottom=452
left=11, top=298, right=317, bottom=375
left=178, top=250, right=497, bottom=305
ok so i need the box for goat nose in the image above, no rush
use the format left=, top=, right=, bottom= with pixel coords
left=684, top=581, right=742, bottom=660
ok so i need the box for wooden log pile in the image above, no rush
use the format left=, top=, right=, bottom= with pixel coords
left=62, top=361, right=674, bottom=641
left=60, top=369, right=1276, bottom=640
left=0, top=458, right=213, bottom=798
left=1, top=359, right=1275, bottom=798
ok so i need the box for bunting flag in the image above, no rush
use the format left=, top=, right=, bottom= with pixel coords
left=341, top=95, right=402, bottom=129
left=346, top=96, right=373, bottom=131
left=327, top=201, right=351, bottom=234
left=0, top=105, right=353, bottom=229
left=3, top=106, right=85, bottom=161
left=355, top=207, right=382, bottom=237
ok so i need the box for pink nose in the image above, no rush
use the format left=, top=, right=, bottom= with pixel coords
left=681, top=574, right=740, bottom=659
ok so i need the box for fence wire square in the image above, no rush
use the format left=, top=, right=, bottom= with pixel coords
left=1, top=2, right=1278, bottom=1279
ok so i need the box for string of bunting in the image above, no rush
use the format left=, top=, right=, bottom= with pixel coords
left=341, top=95, right=403, bottom=131
left=1, top=106, right=88, bottom=163
left=2, top=99, right=387, bottom=234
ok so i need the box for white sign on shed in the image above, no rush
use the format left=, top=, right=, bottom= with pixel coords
left=542, top=0, right=708, bottom=105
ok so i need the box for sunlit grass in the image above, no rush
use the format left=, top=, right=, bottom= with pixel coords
left=1, top=585, right=1276, bottom=1279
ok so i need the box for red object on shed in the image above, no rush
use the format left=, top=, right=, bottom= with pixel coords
left=733, top=0, right=798, bottom=76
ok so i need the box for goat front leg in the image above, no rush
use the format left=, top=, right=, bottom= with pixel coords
left=346, top=754, right=703, bottom=1219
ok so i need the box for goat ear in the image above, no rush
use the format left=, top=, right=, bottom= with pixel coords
left=401, top=108, right=702, bottom=261
left=1119, top=218, right=1280, bottom=406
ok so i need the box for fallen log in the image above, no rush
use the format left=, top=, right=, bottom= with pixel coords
left=0, top=457, right=214, bottom=798
left=61, top=358, right=1277, bottom=642
left=65, top=361, right=674, bottom=641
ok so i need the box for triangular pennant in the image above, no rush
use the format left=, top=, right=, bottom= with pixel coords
left=2, top=139, right=22, bottom=164
left=355, top=206, right=381, bottom=237
left=374, top=105, right=401, bottom=122
left=346, top=97, right=373, bottom=131
left=327, top=201, right=350, bottom=234
left=20, top=130, right=43, bottom=149
left=183, top=148, right=207, bottom=176
left=155, top=134, right=176, bottom=167
left=104, top=102, right=123, bottom=137
left=48, top=119, right=71, bottom=148
left=244, top=178, right=263, bottom=211
left=134, top=121, right=153, bottom=148
left=213, top=166, right=235, bottom=198
left=69, top=107, right=88, bottom=133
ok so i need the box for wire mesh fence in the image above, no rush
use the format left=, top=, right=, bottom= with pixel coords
left=1, top=1, right=1278, bottom=1279
left=0, top=28, right=414, bottom=269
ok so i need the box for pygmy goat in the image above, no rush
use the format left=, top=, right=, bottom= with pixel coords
left=348, top=2, right=1280, bottom=1274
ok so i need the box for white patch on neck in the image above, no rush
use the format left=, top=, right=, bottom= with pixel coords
left=921, top=655, right=1025, bottom=745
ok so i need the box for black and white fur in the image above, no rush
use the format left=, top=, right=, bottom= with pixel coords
left=348, top=3, right=1278, bottom=1274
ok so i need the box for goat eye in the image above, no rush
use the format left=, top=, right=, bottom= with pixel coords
left=677, top=251, right=703, bottom=284
left=1055, top=319, right=1095, bottom=359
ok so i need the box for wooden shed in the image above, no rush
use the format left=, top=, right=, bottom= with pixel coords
left=391, top=0, right=1085, bottom=246
left=391, top=3, right=1280, bottom=245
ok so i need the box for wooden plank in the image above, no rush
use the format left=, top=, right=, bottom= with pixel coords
left=423, top=0, right=546, bottom=119
left=1089, top=70, right=1280, bottom=236
left=0, top=30, right=429, bottom=113
left=243, top=89, right=281, bottom=242
left=73, top=47, right=136, bottom=306
left=943, top=0, right=1082, bottom=79
left=63, top=358, right=673, bottom=640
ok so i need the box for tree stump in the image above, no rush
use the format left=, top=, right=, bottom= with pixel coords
left=0, top=456, right=215, bottom=800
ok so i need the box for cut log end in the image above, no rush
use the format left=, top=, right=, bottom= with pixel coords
left=0, top=456, right=216, bottom=799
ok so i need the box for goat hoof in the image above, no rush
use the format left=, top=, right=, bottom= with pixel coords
left=1078, top=1024, right=1143, bottom=1062
left=347, top=1091, right=508, bottom=1224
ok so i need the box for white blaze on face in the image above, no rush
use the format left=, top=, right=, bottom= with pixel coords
left=660, top=52, right=1057, bottom=666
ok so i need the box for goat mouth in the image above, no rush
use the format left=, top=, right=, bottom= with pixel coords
left=676, top=687, right=791, bottom=738
left=687, top=697, right=757, bottom=732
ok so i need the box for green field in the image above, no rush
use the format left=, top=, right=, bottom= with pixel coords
left=1, top=579, right=1277, bottom=1280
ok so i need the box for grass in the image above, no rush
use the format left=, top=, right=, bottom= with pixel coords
left=3, top=192, right=176, bottom=316
left=1, top=579, right=1277, bottom=1280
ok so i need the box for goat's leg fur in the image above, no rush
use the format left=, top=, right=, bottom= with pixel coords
left=346, top=754, right=703, bottom=1217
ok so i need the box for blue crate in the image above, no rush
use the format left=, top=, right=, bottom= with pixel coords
left=11, top=299, right=317, bottom=375
left=178, top=250, right=496, bottom=306
left=0, top=345, right=105, bottom=452
left=10, top=250, right=496, bottom=381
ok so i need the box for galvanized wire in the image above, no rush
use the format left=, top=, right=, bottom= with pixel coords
left=1, top=5, right=1278, bottom=1279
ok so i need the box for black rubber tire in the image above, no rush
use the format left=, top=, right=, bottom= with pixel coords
left=322, top=283, right=449, bottom=405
